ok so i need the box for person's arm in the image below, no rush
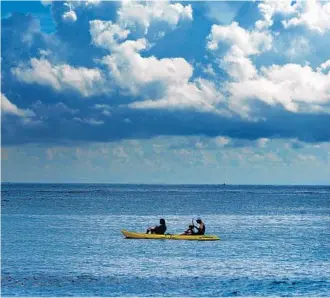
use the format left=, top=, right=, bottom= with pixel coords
left=199, top=223, right=205, bottom=234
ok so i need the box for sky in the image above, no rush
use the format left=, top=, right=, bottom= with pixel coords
left=1, top=0, right=330, bottom=184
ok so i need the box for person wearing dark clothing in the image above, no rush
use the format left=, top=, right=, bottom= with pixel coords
left=146, top=218, right=167, bottom=234
left=194, top=218, right=205, bottom=235
left=181, top=224, right=195, bottom=235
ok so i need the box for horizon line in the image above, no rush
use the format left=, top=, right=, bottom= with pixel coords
left=1, top=181, right=329, bottom=187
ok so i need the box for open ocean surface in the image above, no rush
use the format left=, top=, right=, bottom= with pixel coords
left=1, top=183, right=330, bottom=297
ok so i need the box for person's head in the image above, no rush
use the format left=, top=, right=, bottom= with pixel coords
left=160, top=218, right=166, bottom=225
left=196, top=218, right=202, bottom=224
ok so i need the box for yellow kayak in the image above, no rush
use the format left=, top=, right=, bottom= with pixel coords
left=121, top=230, right=220, bottom=241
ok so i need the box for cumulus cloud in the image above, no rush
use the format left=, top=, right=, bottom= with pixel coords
left=256, top=0, right=330, bottom=34
left=256, top=0, right=298, bottom=30
left=1, top=93, right=35, bottom=118
left=89, top=4, right=194, bottom=100
left=60, top=2, right=103, bottom=24
left=206, top=18, right=330, bottom=119
left=128, top=78, right=226, bottom=114
left=207, top=22, right=272, bottom=55
left=118, top=0, right=192, bottom=35
left=12, top=58, right=107, bottom=97
left=90, top=13, right=225, bottom=113
left=100, top=39, right=193, bottom=98
left=88, top=3, right=194, bottom=104
left=226, top=62, right=330, bottom=118
left=221, top=45, right=258, bottom=81
left=2, top=0, right=330, bottom=147
left=91, top=18, right=201, bottom=106
left=282, top=0, right=330, bottom=34
left=90, top=20, right=130, bottom=50
left=207, top=22, right=272, bottom=81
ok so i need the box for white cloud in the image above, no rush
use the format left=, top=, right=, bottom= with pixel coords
left=92, top=19, right=232, bottom=114
left=88, top=2, right=222, bottom=112
left=85, top=0, right=101, bottom=6
left=226, top=62, right=330, bottom=117
left=207, top=22, right=272, bottom=56
left=90, top=20, right=130, bottom=51
left=207, top=22, right=272, bottom=81
left=100, top=38, right=193, bottom=98
left=256, top=0, right=298, bottom=30
left=62, top=10, right=77, bottom=23
left=317, top=59, right=330, bottom=73
left=90, top=16, right=226, bottom=113
left=89, top=0, right=192, bottom=49
left=39, top=49, right=52, bottom=57
left=221, top=45, right=257, bottom=81
left=256, top=0, right=330, bottom=36
left=205, top=16, right=330, bottom=118
left=61, top=3, right=77, bottom=23
left=128, top=78, right=226, bottom=114
left=282, top=0, right=330, bottom=34
left=1, top=93, right=35, bottom=118
left=118, top=0, right=192, bottom=35
left=12, top=58, right=106, bottom=97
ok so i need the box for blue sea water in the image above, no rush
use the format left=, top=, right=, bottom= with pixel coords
left=1, top=183, right=330, bottom=297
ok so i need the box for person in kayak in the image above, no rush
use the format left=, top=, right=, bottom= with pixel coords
left=146, top=218, right=167, bottom=234
left=181, top=224, right=195, bottom=235
left=194, top=218, right=205, bottom=235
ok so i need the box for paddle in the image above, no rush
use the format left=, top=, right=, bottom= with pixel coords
left=192, top=218, right=198, bottom=232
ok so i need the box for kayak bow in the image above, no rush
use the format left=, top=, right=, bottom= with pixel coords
left=121, top=230, right=220, bottom=241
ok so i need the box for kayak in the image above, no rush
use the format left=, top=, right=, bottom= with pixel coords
left=121, top=230, right=220, bottom=241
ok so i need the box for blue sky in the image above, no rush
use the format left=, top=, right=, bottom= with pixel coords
left=1, top=0, right=330, bottom=184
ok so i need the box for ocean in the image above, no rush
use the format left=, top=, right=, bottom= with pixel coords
left=1, top=183, right=330, bottom=296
